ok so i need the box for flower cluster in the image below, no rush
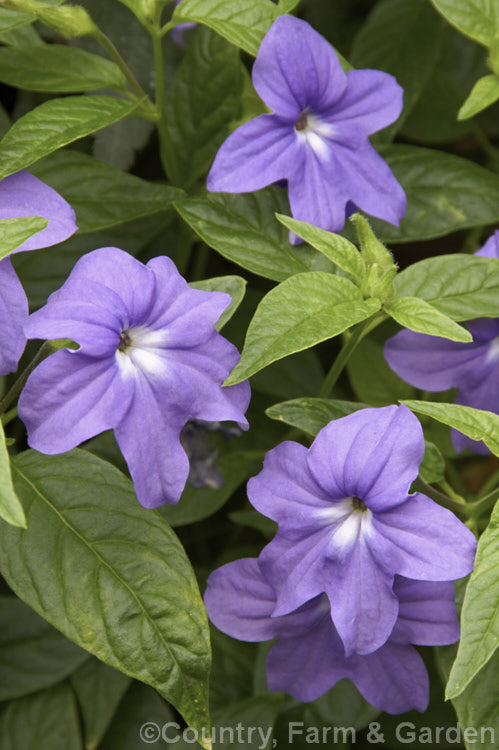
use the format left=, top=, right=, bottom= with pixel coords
left=208, top=15, right=406, bottom=241
left=384, top=234, right=499, bottom=454
left=205, top=405, right=477, bottom=712
left=0, top=171, right=77, bottom=376
left=18, top=247, right=250, bottom=508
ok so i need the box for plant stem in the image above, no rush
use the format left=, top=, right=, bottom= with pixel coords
left=150, top=10, right=174, bottom=180
left=413, top=476, right=469, bottom=519
left=92, top=29, right=156, bottom=117
left=318, top=319, right=373, bottom=399
left=1, top=406, right=17, bottom=428
left=468, top=487, right=499, bottom=519
left=0, top=342, right=53, bottom=416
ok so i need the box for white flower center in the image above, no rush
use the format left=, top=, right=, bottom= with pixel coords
left=316, top=496, right=373, bottom=559
left=294, top=110, right=336, bottom=161
left=115, top=325, right=169, bottom=378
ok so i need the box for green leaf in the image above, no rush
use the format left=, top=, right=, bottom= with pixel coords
left=350, top=213, right=397, bottom=299
left=175, top=188, right=335, bottom=282
left=459, top=73, right=499, bottom=118
left=384, top=297, right=472, bottom=342
left=100, top=682, right=176, bottom=750
left=402, top=400, right=499, bottom=455
left=437, top=644, right=499, bottom=750
left=159, top=451, right=251, bottom=527
left=190, top=275, right=246, bottom=331
left=0, top=7, right=35, bottom=33
left=394, top=254, right=499, bottom=320
left=71, top=658, right=131, bottom=750
left=419, top=441, right=446, bottom=484
left=347, top=323, right=417, bottom=407
left=0, top=684, right=82, bottom=749
left=172, top=0, right=279, bottom=56
left=446, top=501, right=499, bottom=698
left=277, top=0, right=301, bottom=11
left=163, top=27, right=243, bottom=189
left=252, top=349, right=324, bottom=400
left=0, top=424, right=26, bottom=529
left=0, top=102, right=10, bottom=139
left=0, top=45, right=127, bottom=93
left=430, top=0, right=499, bottom=46
left=374, top=145, right=499, bottom=243
left=0, top=450, right=211, bottom=743
left=30, top=150, right=184, bottom=234
left=266, top=398, right=366, bottom=436
left=0, top=216, right=48, bottom=262
left=304, top=679, right=380, bottom=732
left=351, top=0, right=443, bottom=140
left=275, top=214, right=366, bottom=286
left=0, top=95, right=138, bottom=179
left=0, top=596, right=88, bottom=701
left=226, top=273, right=381, bottom=384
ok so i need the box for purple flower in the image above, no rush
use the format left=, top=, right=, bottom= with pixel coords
left=246, top=405, right=476, bottom=656
left=0, top=171, right=77, bottom=375
left=207, top=15, right=406, bottom=240
left=205, top=557, right=460, bottom=713
left=384, top=233, right=499, bottom=455
left=18, top=247, right=250, bottom=508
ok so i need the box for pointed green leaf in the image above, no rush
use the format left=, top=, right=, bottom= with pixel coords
left=226, top=273, right=381, bottom=384
left=419, top=440, right=446, bottom=484
left=446, top=501, right=499, bottom=698
left=430, top=0, right=499, bottom=46
left=163, top=27, right=243, bottom=189
left=394, top=254, right=499, bottom=320
left=384, top=297, right=472, bottom=342
left=175, top=189, right=335, bottom=282
left=0, top=45, right=127, bottom=92
left=459, top=73, right=499, bottom=119
left=71, top=659, right=131, bottom=750
left=275, top=214, right=366, bottom=285
left=0, top=596, right=88, bottom=701
left=30, top=150, right=184, bottom=234
left=172, top=0, right=279, bottom=56
left=0, top=683, right=82, bottom=750
left=266, top=398, right=367, bottom=435
left=0, top=424, right=26, bottom=528
left=0, top=95, right=138, bottom=179
left=402, top=400, right=499, bottom=455
left=190, top=275, right=246, bottom=331
left=375, top=145, right=499, bottom=243
left=0, top=7, right=35, bottom=33
left=352, top=0, right=443, bottom=140
left=0, top=216, right=48, bottom=261
left=0, top=450, right=211, bottom=743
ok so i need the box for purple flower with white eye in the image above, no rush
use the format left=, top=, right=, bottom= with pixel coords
left=207, top=15, right=406, bottom=241
left=205, top=557, right=460, bottom=713
left=384, top=233, right=499, bottom=455
left=18, top=247, right=250, bottom=508
left=0, top=171, right=77, bottom=375
left=246, top=405, right=476, bottom=656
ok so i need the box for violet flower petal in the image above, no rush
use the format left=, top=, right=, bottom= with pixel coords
left=18, top=350, right=133, bottom=453
left=252, top=15, right=347, bottom=117
left=207, top=114, right=298, bottom=193
left=0, top=171, right=77, bottom=254
left=0, top=259, right=29, bottom=376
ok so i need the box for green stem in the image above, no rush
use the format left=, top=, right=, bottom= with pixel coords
left=0, top=342, right=53, bottom=416
left=92, top=29, right=157, bottom=117
left=150, top=10, right=174, bottom=180
left=318, top=318, right=376, bottom=399
left=468, top=487, right=499, bottom=519
left=476, top=466, right=499, bottom=499
left=413, top=476, right=469, bottom=519
left=1, top=406, right=17, bottom=428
